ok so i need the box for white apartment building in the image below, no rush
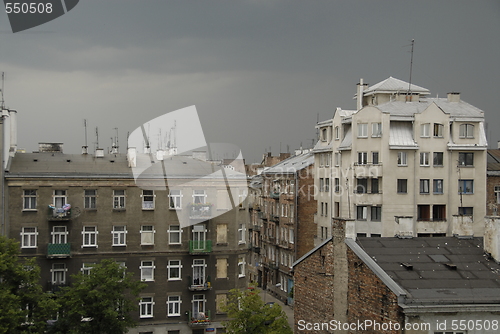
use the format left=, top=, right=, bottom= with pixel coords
left=313, top=77, right=487, bottom=241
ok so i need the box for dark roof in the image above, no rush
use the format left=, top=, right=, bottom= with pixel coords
left=356, top=237, right=500, bottom=305
left=488, top=149, right=500, bottom=173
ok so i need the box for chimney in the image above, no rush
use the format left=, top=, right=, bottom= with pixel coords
left=81, top=146, right=88, bottom=155
left=95, top=148, right=104, bottom=158
left=2, top=109, right=10, bottom=168
left=8, top=110, right=17, bottom=156
left=127, top=147, right=137, bottom=167
left=356, top=78, right=364, bottom=110
left=447, top=92, right=460, bottom=102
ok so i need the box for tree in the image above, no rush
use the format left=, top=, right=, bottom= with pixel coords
left=0, top=235, right=58, bottom=334
left=222, top=286, right=293, bottom=334
left=49, top=259, right=146, bottom=334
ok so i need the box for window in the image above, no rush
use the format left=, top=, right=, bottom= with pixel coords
left=324, top=178, right=330, bottom=192
left=458, top=180, right=474, bottom=194
left=356, top=206, right=367, bottom=220
left=420, top=152, right=430, bottom=166
left=325, top=153, right=331, bottom=167
left=371, top=178, right=379, bottom=194
left=140, top=225, right=155, bottom=245
left=192, top=294, right=206, bottom=320
left=496, top=186, right=500, bottom=204
left=82, top=226, right=98, bottom=247
left=321, top=128, right=328, bottom=141
left=112, top=226, right=127, bottom=246
left=140, top=261, right=155, bottom=281
left=433, top=123, right=443, bottom=137
left=420, top=179, right=430, bottom=194
left=459, top=123, right=474, bottom=138
left=372, top=152, right=379, bottom=165
left=417, top=205, right=430, bottom=221
left=238, top=224, right=246, bottom=244
left=238, top=257, right=245, bottom=277
left=23, top=190, right=37, bottom=210
left=289, top=229, right=294, bottom=244
left=420, top=123, right=430, bottom=137
left=142, top=190, right=155, bottom=209
left=334, top=178, right=340, bottom=193
left=21, top=227, right=37, bottom=248
left=356, top=179, right=367, bottom=194
left=168, top=225, right=181, bottom=244
left=319, top=178, right=324, bottom=192
left=51, top=263, right=67, bottom=285
left=334, top=152, right=340, bottom=166
left=113, top=190, right=125, bottom=209
left=334, top=126, right=339, bottom=140
left=371, top=206, right=382, bottom=221
left=357, top=123, right=368, bottom=138
left=51, top=226, right=67, bottom=244
left=169, top=190, right=182, bottom=209
left=372, top=122, right=382, bottom=137
left=397, top=179, right=407, bottom=194
left=192, top=259, right=206, bottom=286
left=458, top=152, right=474, bottom=166
left=397, top=152, right=407, bottom=166
left=357, top=152, right=367, bottom=165
left=433, top=152, right=444, bottom=166
left=167, top=260, right=182, bottom=280
left=432, top=205, right=446, bottom=221
left=216, top=258, right=228, bottom=279
left=433, top=179, right=444, bottom=194
left=81, top=262, right=95, bottom=275
left=193, top=190, right=206, bottom=204
left=167, top=296, right=181, bottom=317
left=53, top=190, right=67, bottom=208
left=84, top=190, right=96, bottom=209
left=139, top=297, right=154, bottom=318
left=216, top=224, right=227, bottom=244
left=216, top=294, right=227, bottom=314
left=459, top=207, right=473, bottom=216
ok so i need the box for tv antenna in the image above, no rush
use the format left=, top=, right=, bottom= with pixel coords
left=407, top=39, right=415, bottom=99
left=1, top=72, right=5, bottom=109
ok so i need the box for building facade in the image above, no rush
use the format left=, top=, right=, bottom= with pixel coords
left=6, top=145, right=249, bottom=334
left=313, top=77, right=488, bottom=239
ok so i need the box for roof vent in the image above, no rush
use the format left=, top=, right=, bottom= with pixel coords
left=443, top=263, right=457, bottom=270
left=401, top=262, right=413, bottom=270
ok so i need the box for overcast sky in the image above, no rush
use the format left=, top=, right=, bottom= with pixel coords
left=0, top=0, right=499, bottom=163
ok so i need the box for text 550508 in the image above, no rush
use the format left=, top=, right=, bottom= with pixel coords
left=5, top=2, right=53, bottom=14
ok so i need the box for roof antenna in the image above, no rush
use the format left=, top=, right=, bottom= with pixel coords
left=1, top=72, right=5, bottom=109
left=82, top=119, right=88, bottom=154
left=407, top=39, right=415, bottom=101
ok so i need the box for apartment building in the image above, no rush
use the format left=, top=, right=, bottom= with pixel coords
left=487, top=147, right=500, bottom=216
left=6, top=143, right=249, bottom=334
left=313, top=77, right=487, bottom=239
left=247, top=150, right=315, bottom=305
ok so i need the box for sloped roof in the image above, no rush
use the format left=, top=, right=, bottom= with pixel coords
left=262, top=151, right=314, bottom=175
left=361, top=77, right=430, bottom=97
left=355, top=237, right=500, bottom=305
left=389, top=121, right=418, bottom=149
left=487, top=149, right=500, bottom=173
left=375, top=99, right=484, bottom=118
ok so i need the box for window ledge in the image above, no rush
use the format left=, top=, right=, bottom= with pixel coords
left=22, top=209, right=37, bottom=212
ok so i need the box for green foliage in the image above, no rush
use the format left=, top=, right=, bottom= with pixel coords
left=49, top=259, right=146, bottom=334
left=0, top=235, right=58, bottom=334
left=222, top=286, right=293, bottom=334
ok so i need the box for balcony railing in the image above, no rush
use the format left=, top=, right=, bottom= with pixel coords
left=189, top=240, right=212, bottom=254
left=47, top=204, right=72, bottom=221
left=47, top=243, right=71, bottom=258
left=47, top=282, right=68, bottom=293
left=188, top=275, right=212, bottom=291
left=188, top=310, right=211, bottom=327
left=188, top=204, right=213, bottom=219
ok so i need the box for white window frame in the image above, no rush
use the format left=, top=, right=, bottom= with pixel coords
left=238, top=224, right=246, bottom=244
left=141, top=190, right=155, bottom=210
left=51, top=263, right=67, bottom=285
left=193, top=190, right=207, bottom=204
left=420, top=123, right=430, bottom=137
left=140, top=261, right=155, bottom=281
left=168, top=225, right=182, bottom=245
left=112, top=225, right=127, bottom=246
left=139, top=297, right=154, bottom=318
left=459, top=123, right=474, bottom=138
left=53, top=190, right=67, bottom=208
left=397, top=151, right=407, bottom=166
left=169, top=189, right=182, bottom=209
left=51, top=226, right=68, bottom=244
left=84, top=189, right=96, bottom=209
left=357, top=123, right=368, bottom=138
left=371, top=122, right=382, bottom=137
left=420, top=152, right=430, bottom=166
left=21, top=227, right=38, bottom=248
left=113, top=190, right=126, bottom=209
left=495, top=186, right=500, bottom=204
left=357, top=152, right=367, bottom=165
left=238, top=257, right=246, bottom=278
left=167, top=296, right=181, bottom=317
left=167, top=260, right=182, bottom=281
left=140, top=225, right=155, bottom=245
left=82, top=226, right=98, bottom=248
left=23, top=190, right=37, bottom=211
left=81, top=262, right=95, bottom=275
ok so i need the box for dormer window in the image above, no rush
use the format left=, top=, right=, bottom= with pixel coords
left=459, top=124, right=474, bottom=138
left=321, top=128, right=328, bottom=142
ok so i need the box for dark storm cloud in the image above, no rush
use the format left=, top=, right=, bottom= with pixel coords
left=0, top=0, right=499, bottom=162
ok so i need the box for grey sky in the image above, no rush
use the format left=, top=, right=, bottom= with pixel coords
left=1, top=0, right=499, bottom=163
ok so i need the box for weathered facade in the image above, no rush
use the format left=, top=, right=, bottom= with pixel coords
left=313, top=77, right=488, bottom=239
left=6, top=148, right=249, bottom=334
left=487, top=148, right=500, bottom=216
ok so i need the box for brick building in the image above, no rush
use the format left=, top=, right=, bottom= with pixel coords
left=247, top=150, right=316, bottom=305
left=487, top=148, right=500, bottom=216
left=5, top=143, right=249, bottom=334
left=293, top=218, right=500, bottom=333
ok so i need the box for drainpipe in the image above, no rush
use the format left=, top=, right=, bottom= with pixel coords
left=0, top=111, right=5, bottom=236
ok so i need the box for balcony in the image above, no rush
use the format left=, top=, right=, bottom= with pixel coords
left=188, top=310, right=211, bottom=327
left=270, top=192, right=280, bottom=199
left=188, top=276, right=212, bottom=291
left=189, top=240, right=212, bottom=254
left=188, top=204, right=213, bottom=220
left=257, top=211, right=267, bottom=220
left=47, top=204, right=72, bottom=221
left=47, top=282, right=68, bottom=293
left=47, top=243, right=71, bottom=258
